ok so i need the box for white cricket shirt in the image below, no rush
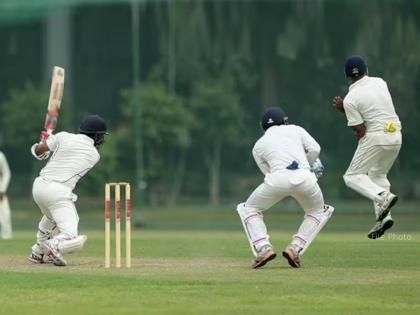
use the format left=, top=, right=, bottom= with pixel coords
left=39, top=132, right=100, bottom=190
left=0, top=151, right=11, bottom=193
left=343, top=76, right=401, bottom=133
left=252, top=125, right=320, bottom=175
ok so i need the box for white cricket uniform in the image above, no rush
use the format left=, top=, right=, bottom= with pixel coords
left=31, top=132, right=99, bottom=254
left=0, top=151, right=12, bottom=239
left=342, top=76, right=402, bottom=217
left=237, top=125, right=334, bottom=257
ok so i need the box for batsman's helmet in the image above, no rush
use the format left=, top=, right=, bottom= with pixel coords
left=261, top=107, right=289, bottom=131
left=344, top=55, right=367, bottom=78
left=79, top=115, right=108, bottom=134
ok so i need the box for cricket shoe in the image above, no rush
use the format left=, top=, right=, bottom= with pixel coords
left=27, top=251, right=54, bottom=264
left=42, top=240, right=67, bottom=267
left=27, top=252, right=45, bottom=264
left=282, top=246, right=301, bottom=268
left=27, top=253, right=54, bottom=264
left=251, top=245, right=277, bottom=269
left=367, top=217, right=394, bottom=239
left=376, top=192, right=398, bottom=222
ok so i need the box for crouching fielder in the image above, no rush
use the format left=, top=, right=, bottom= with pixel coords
left=237, top=107, right=334, bottom=269
left=28, top=115, right=107, bottom=266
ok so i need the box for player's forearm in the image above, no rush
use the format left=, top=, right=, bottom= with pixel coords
left=31, top=141, right=51, bottom=161
left=254, top=156, right=269, bottom=175
left=305, top=142, right=321, bottom=166
left=332, top=96, right=345, bottom=113
left=350, top=123, right=367, bottom=140
left=257, top=163, right=269, bottom=175
left=306, top=150, right=320, bottom=166
left=35, top=142, right=50, bottom=156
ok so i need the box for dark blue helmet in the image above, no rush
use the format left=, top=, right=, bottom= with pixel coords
left=261, top=107, right=288, bottom=131
left=79, top=115, right=108, bottom=134
left=344, top=55, right=367, bottom=78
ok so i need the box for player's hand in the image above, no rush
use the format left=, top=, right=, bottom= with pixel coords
left=332, top=96, right=345, bottom=112
left=311, top=158, right=325, bottom=178
left=39, top=131, right=50, bottom=142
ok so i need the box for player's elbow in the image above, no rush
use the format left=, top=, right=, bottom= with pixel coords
left=309, top=143, right=321, bottom=156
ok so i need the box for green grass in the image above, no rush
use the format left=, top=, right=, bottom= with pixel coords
left=1, top=200, right=419, bottom=314
left=0, top=230, right=419, bottom=315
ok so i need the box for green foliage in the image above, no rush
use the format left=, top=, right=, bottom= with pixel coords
left=122, top=83, right=191, bottom=148
left=0, top=83, right=46, bottom=148
left=121, top=83, right=191, bottom=202
left=190, top=76, right=243, bottom=144
left=1, top=1, right=420, bottom=201
left=190, top=76, right=244, bottom=204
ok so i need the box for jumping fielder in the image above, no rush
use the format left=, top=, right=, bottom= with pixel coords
left=333, top=55, right=402, bottom=239
left=28, top=115, right=108, bottom=266
left=0, top=150, right=12, bottom=239
left=237, top=107, right=334, bottom=269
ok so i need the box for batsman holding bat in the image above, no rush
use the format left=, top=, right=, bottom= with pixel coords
left=236, top=107, right=334, bottom=269
left=28, top=115, right=108, bottom=266
left=333, top=55, right=402, bottom=239
left=27, top=65, right=109, bottom=266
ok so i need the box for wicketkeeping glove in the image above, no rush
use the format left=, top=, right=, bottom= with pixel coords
left=311, top=158, right=325, bottom=178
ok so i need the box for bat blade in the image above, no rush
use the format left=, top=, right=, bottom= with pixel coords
left=44, top=66, right=65, bottom=133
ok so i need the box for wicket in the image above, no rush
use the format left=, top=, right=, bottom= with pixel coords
left=105, top=182, right=132, bottom=268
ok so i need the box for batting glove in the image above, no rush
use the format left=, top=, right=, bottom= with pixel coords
left=39, top=131, right=50, bottom=141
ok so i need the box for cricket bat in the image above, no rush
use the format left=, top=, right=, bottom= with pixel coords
left=44, top=66, right=65, bottom=134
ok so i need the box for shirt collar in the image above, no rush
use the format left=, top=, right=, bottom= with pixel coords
left=349, top=75, right=369, bottom=91
left=265, top=125, right=282, bottom=133
left=80, top=133, right=95, bottom=145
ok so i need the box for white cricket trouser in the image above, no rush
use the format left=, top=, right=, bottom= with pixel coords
left=237, top=168, right=332, bottom=257
left=0, top=196, right=12, bottom=239
left=343, top=131, right=401, bottom=214
left=32, top=177, right=79, bottom=249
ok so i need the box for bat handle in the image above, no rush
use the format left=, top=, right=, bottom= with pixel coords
left=40, top=130, right=50, bottom=141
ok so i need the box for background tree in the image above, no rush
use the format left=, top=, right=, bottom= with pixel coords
left=0, top=0, right=419, bottom=202
left=121, top=83, right=191, bottom=206
left=190, top=76, right=243, bottom=205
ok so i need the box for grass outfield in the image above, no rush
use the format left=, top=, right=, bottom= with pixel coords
left=0, top=229, right=419, bottom=315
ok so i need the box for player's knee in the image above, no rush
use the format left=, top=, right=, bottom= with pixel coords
left=76, top=235, right=87, bottom=249
left=305, top=204, right=335, bottom=222
left=236, top=203, right=261, bottom=220
left=58, top=235, right=88, bottom=254
left=343, top=173, right=351, bottom=186
left=343, top=173, right=361, bottom=187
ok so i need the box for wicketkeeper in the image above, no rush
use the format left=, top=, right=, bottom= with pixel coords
left=28, top=115, right=108, bottom=266
left=237, top=107, right=334, bottom=269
